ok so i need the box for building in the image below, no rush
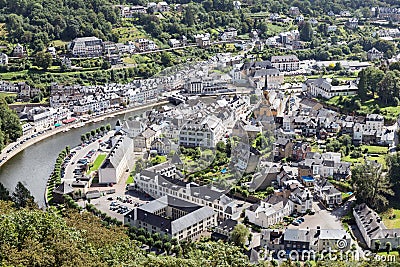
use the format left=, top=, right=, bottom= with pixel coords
left=289, top=7, right=301, bottom=16
left=271, top=55, right=300, bottom=72
left=290, top=188, right=312, bottom=214
left=377, top=7, right=400, bottom=22
left=169, top=39, right=181, bottom=48
left=12, top=44, right=25, bottom=57
left=365, top=114, right=384, bottom=132
left=194, top=34, right=211, bottom=48
left=69, top=37, right=103, bottom=57
left=245, top=195, right=293, bottom=228
left=261, top=228, right=351, bottom=253
left=354, top=203, right=400, bottom=250
left=346, top=18, right=359, bottom=29
left=314, top=179, right=342, bottom=208
left=0, top=53, right=8, bottom=65
left=135, top=166, right=239, bottom=220
left=211, top=219, right=239, bottom=241
left=220, top=28, right=238, bottom=41
left=179, top=115, right=225, bottom=148
left=367, top=47, right=384, bottom=61
left=98, top=135, right=134, bottom=184
left=135, top=39, right=156, bottom=52
left=124, top=195, right=217, bottom=240
left=305, top=78, right=358, bottom=99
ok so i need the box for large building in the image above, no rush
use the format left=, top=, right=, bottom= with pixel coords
left=179, top=115, right=226, bottom=148
left=69, top=37, right=103, bottom=57
left=271, top=55, right=300, bottom=72
left=354, top=203, right=400, bottom=250
left=135, top=164, right=239, bottom=221
left=98, top=135, right=134, bottom=184
left=305, top=78, right=358, bottom=99
left=124, top=195, right=217, bottom=240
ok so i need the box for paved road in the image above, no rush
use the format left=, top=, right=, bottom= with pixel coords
left=63, top=132, right=114, bottom=184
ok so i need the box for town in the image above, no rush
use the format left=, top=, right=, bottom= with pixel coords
left=1, top=1, right=400, bottom=266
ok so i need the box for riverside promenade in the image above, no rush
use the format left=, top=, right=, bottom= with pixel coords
left=0, top=99, right=168, bottom=169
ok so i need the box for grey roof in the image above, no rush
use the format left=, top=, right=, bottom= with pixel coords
left=53, top=182, right=74, bottom=195
left=284, top=229, right=311, bottom=242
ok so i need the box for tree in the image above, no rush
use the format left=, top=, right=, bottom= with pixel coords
left=352, top=161, right=394, bottom=211
left=164, top=242, right=172, bottom=254
left=35, top=51, right=53, bottom=70
left=85, top=132, right=91, bottom=140
left=386, top=242, right=392, bottom=254
left=299, top=21, right=313, bottom=42
left=106, top=124, right=111, bottom=131
left=230, top=224, right=250, bottom=247
left=0, top=182, right=10, bottom=200
left=12, top=181, right=35, bottom=209
left=100, top=125, right=106, bottom=133
left=81, top=134, right=86, bottom=143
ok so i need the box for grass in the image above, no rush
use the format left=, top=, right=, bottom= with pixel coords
left=87, top=154, right=106, bottom=174
left=381, top=208, right=400, bottom=229
left=361, top=145, right=388, bottom=155
left=126, top=174, right=134, bottom=184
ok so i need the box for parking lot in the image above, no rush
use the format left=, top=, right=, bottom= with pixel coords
left=287, top=201, right=344, bottom=230
left=85, top=188, right=152, bottom=221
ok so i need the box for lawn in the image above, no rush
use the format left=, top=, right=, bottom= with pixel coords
left=381, top=208, right=400, bottom=229
left=87, top=154, right=106, bottom=174
left=126, top=174, right=134, bottom=184
left=361, top=145, right=388, bottom=155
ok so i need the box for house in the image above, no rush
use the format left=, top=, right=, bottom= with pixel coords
left=248, top=163, right=280, bottom=191
left=314, top=179, right=342, bottom=208
left=169, top=39, right=181, bottom=48
left=61, top=57, right=72, bottom=69
left=47, top=47, right=57, bottom=57
left=327, top=25, right=338, bottom=33
left=157, top=1, right=170, bottom=12
left=98, top=135, right=135, bottom=184
left=261, top=228, right=351, bottom=254
left=220, top=28, right=238, bottom=41
left=274, top=138, right=293, bottom=159
left=289, top=7, right=301, bottom=16
left=367, top=47, right=384, bottom=61
left=0, top=53, right=8, bottom=65
left=124, top=195, right=217, bottom=241
left=69, top=37, right=103, bottom=57
left=135, top=39, right=156, bottom=51
left=13, top=44, right=26, bottom=57
left=290, top=188, right=312, bottom=214
left=194, top=34, right=211, bottom=48
left=245, top=195, right=293, bottom=228
left=346, top=18, right=359, bottom=29
left=211, top=219, right=239, bottom=241
left=151, top=137, right=173, bottom=155
left=271, top=55, right=300, bottom=72
left=354, top=203, right=400, bottom=250
left=233, top=1, right=241, bottom=10
left=305, top=78, right=358, bottom=99
left=365, top=114, right=384, bottom=132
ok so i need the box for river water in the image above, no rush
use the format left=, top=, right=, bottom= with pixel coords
left=0, top=107, right=157, bottom=207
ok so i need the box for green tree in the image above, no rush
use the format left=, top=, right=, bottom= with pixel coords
left=12, top=181, right=35, bottom=209
left=35, top=51, right=53, bottom=70
left=230, top=223, right=250, bottom=247
left=352, top=161, right=394, bottom=211
left=299, top=21, right=313, bottom=42
left=0, top=182, right=10, bottom=200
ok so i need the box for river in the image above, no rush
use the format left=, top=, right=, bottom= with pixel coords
left=0, top=106, right=159, bottom=207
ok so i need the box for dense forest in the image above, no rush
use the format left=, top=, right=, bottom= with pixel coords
left=0, top=98, right=22, bottom=151
left=0, top=0, right=121, bottom=51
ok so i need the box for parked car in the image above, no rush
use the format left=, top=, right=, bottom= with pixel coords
left=292, top=221, right=299, bottom=226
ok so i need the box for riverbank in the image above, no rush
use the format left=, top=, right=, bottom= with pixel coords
left=0, top=99, right=168, bottom=169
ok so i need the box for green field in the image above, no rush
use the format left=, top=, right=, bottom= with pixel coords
left=361, top=145, right=389, bottom=155
left=87, top=154, right=106, bottom=174
left=382, top=208, right=400, bottom=229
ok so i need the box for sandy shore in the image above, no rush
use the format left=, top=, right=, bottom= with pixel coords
left=0, top=99, right=168, bottom=169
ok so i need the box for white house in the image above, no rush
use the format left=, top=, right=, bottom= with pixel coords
left=69, top=37, right=103, bottom=57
